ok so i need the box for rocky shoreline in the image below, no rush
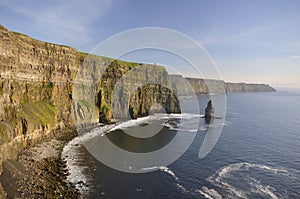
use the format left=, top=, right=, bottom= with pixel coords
left=0, top=129, right=80, bottom=198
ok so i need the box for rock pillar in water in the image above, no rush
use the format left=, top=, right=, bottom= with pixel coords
left=205, top=100, right=214, bottom=124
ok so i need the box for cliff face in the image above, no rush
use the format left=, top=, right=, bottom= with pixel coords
left=71, top=55, right=181, bottom=125
left=98, top=62, right=180, bottom=122
left=0, top=25, right=181, bottom=171
left=169, top=75, right=276, bottom=95
left=0, top=25, right=79, bottom=169
left=225, top=82, right=276, bottom=92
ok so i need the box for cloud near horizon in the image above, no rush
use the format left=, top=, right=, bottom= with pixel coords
left=288, top=56, right=300, bottom=59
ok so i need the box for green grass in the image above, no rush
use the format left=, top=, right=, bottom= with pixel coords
left=0, top=122, right=14, bottom=142
left=20, top=101, right=56, bottom=127
left=78, top=99, right=93, bottom=110
left=101, top=102, right=110, bottom=112
left=78, top=51, right=88, bottom=61
left=77, top=51, right=167, bottom=73
left=115, top=60, right=140, bottom=69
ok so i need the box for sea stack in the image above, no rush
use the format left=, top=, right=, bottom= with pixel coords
left=205, top=100, right=214, bottom=124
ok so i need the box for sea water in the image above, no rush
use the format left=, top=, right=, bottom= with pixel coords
left=62, top=89, right=300, bottom=199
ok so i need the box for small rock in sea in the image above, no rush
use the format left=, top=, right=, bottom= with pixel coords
left=205, top=100, right=214, bottom=124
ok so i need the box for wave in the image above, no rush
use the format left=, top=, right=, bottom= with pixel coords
left=140, top=165, right=195, bottom=194
left=61, top=125, right=114, bottom=195
left=176, top=183, right=189, bottom=193
left=107, top=113, right=204, bottom=133
left=162, top=122, right=200, bottom=133
left=107, top=116, right=154, bottom=133
left=211, top=162, right=287, bottom=183
left=248, top=178, right=279, bottom=199
left=195, top=187, right=222, bottom=199
left=198, top=162, right=294, bottom=199
left=141, top=166, right=179, bottom=180
left=138, top=162, right=290, bottom=199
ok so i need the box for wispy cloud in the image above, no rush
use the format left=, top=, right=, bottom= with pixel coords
left=288, top=56, right=300, bottom=59
left=199, top=23, right=292, bottom=47
left=1, top=0, right=113, bottom=48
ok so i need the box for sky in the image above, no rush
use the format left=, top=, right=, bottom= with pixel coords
left=0, top=0, right=299, bottom=87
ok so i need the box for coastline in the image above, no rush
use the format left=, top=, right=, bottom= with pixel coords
left=62, top=124, right=114, bottom=196
left=0, top=128, right=80, bottom=198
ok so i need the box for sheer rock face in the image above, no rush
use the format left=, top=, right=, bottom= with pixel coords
left=99, top=63, right=181, bottom=122
left=0, top=25, right=80, bottom=169
left=128, top=83, right=181, bottom=119
left=0, top=25, right=181, bottom=170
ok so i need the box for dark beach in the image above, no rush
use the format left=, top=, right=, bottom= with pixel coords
left=0, top=129, right=80, bottom=198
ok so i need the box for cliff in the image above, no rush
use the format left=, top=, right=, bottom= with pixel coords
left=169, top=75, right=276, bottom=95
left=0, top=24, right=181, bottom=173
left=0, top=24, right=79, bottom=171
left=225, top=82, right=276, bottom=92
left=98, top=62, right=180, bottom=121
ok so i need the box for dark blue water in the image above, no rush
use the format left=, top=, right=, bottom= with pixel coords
left=65, top=90, right=300, bottom=199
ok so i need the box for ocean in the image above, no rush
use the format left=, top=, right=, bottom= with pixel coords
left=62, top=89, right=300, bottom=199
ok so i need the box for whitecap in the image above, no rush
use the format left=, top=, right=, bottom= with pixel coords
left=176, top=183, right=189, bottom=193
left=135, top=188, right=142, bottom=192
left=141, top=166, right=195, bottom=195
left=247, top=177, right=280, bottom=199
left=141, top=166, right=178, bottom=180
left=199, top=162, right=290, bottom=199
left=195, top=186, right=223, bottom=199
left=108, top=113, right=203, bottom=133
left=107, top=116, right=152, bottom=132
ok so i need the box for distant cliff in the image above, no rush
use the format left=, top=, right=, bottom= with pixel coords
left=225, top=82, right=276, bottom=92
left=0, top=24, right=275, bottom=173
left=169, top=75, right=276, bottom=95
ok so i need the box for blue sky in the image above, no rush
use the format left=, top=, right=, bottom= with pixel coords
left=0, top=0, right=299, bottom=87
